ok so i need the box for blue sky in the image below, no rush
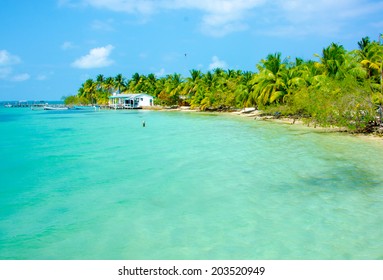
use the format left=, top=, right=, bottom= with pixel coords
left=1, top=0, right=383, bottom=101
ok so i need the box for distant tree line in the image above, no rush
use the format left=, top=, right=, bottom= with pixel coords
left=64, top=36, right=383, bottom=132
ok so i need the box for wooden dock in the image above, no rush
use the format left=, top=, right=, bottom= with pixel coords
left=3, top=101, right=47, bottom=108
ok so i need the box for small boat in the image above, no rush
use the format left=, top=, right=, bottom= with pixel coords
left=43, top=106, right=69, bottom=111
left=4, top=104, right=12, bottom=108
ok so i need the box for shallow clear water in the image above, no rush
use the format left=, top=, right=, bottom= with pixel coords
left=0, top=107, right=382, bottom=260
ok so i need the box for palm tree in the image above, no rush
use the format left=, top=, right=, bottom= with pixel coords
left=128, top=73, right=141, bottom=92
left=236, top=71, right=254, bottom=109
left=182, top=69, right=202, bottom=105
left=317, top=43, right=347, bottom=79
left=355, top=37, right=383, bottom=95
left=168, top=73, right=183, bottom=105
left=114, top=74, right=126, bottom=93
left=157, top=73, right=183, bottom=106
left=82, top=78, right=97, bottom=104
left=360, top=42, right=383, bottom=80
left=155, top=77, right=166, bottom=101
left=144, top=73, right=157, bottom=96
left=358, top=37, right=371, bottom=52
left=104, top=77, right=115, bottom=94
left=251, top=53, right=289, bottom=106
left=96, top=74, right=105, bottom=91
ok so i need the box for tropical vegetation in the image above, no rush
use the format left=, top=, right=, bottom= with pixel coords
left=64, top=36, right=383, bottom=132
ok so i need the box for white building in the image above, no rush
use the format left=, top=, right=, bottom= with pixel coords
left=109, top=93, right=154, bottom=109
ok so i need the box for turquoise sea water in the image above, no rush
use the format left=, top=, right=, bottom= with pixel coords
left=0, top=107, right=383, bottom=260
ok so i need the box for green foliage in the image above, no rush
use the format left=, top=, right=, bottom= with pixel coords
left=67, top=36, right=383, bottom=131
left=288, top=76, right=376, bottom=130
left=63, top=95, right=89, bottom=105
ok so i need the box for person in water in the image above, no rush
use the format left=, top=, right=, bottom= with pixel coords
left=142, top=120, right=146, bottom=127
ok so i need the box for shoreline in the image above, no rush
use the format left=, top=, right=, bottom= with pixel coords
left=145, top=106, right=383, bottom=143
left=19, top=103, right=381, bottom=143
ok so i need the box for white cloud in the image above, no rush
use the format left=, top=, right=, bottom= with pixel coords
left=68, top=0, right=264, bottom=36
left=0, top=69, right=31, bottom=82
left=208, top=56, right=228, bottom=70
left=0, top=50, right=29, bottom=82
left=170, top=0, right=265, bottom=36
left=61, top=41, right=76, bottom=50
left=0, top=50, right=21, bottom=65
left=263, top=0, right=383, bottom=37
left=277, top=0, right=358, bottom=22
left=58, top=0, right=84, bottom=8
left=71, top=45, right=114, bottom=69
left=65, top=0, right=383, bottom=37
left=11, top=73, right=30, bottom=82
left=326, top=0, right=383, bottom=19
left=82, top=0, right=157, bottom=14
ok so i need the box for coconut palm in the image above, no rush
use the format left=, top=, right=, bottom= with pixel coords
left=104, top=77, right=115, bottom=94
left=236, top=71, right=254, bottom=109
left=251, top=53, right=289, bottom=106
left=355, top=37, right=383, bottom=95
left=182, top=69, right=202, bottom=105
left=360, top=42, right=383, bottom=81
left=82, top=78, right=97, bottom=104
left=96, top=74, right=105, bottom=91
left=128, top=73, right=141, bottom=92
left=144, top=73, right=157, bottom=96
left=114, top=74, right=126, bottom=93
left=158, top=73, right=183, bottom=106
left=317, top=43, right=347, bottom=79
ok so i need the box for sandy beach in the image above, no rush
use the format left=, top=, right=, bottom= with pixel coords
left=152, top=105, right=383, bottom=143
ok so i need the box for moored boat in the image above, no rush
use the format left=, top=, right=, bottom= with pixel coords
left=43, top=106, right=69, bottom=110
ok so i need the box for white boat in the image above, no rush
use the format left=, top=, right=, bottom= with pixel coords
left=43, top=106, right=69, bottom=110
left=4, top=104, right=12, bottom=108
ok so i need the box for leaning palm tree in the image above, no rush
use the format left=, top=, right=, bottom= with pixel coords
left=236, top=83, right=252, bottom=109
left=82, top=78, right=97, bottom=104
